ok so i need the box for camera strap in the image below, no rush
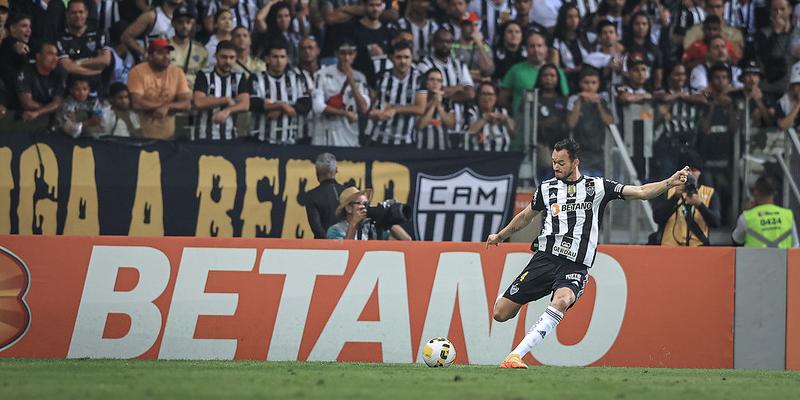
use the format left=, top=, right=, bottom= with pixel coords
left=683, top=202, right=710, bottom=246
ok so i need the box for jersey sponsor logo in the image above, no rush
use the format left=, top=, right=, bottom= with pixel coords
left=552, top=202, right=593, bottom=215
left=414, top=168, right=513, bottom=242
left=553, top=236, right=577, bottom=258
left=565, top=273, right=582, bottom=281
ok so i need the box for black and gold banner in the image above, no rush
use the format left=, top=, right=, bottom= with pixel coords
left=0, top=133, right=523, bottom=241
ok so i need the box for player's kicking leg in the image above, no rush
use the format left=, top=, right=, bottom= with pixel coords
left=496, top=287, right=576, bottom=369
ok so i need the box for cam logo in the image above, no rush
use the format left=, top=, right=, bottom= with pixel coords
left=414, top=168, right=513, bottom=242
left=0, top=246, right=32, bottom=352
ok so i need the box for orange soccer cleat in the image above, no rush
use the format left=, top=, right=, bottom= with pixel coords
left=499, top=353, right=528, bottom=369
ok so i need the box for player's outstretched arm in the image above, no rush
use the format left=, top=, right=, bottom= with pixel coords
left=486, top=205, right=540, bottom=248
left=622, top=166, right=690, bottom=200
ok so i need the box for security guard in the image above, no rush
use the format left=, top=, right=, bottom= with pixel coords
left=732, top=175, right=799, bottom=248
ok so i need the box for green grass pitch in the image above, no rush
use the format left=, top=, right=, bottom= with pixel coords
left=1, top=359, right=799, bottom=399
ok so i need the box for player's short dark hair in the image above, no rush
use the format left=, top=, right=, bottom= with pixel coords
left=109, top=82, right=129, bottom=97
left=67, top=0, right=88, bottom=10
left=596, top=20, right=616, bottom=35
left=752, top=175, right=778, bottom=197
left=553, top=138, right=581, bottom=161
left=703, top=15, right=722, bottom=28
left=392, top=40, right=413, bottom=55
left=578, top=65, right=600, bottom=81
left=216, top=40, right=237, bottom=54
left=266, top=38, right=289, bottom=55
left=708, top=62, right=731, bottom=80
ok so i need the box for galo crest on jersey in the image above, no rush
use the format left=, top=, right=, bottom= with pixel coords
left=414, top=168, right=513, bottom=242
left=585, top=180, right=595, bottom=196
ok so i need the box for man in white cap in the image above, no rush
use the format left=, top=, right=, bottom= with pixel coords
left=327, top=186, right=411, bottom=240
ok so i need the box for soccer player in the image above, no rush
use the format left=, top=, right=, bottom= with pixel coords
left=486, top=138, right=690, bottom=369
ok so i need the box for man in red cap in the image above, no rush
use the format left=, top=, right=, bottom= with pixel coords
left=127, top=38, right=191, bottom=140
left=452, top=11, right=493, bottom=81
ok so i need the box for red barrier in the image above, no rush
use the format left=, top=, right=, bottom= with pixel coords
left=788, top=250, right=800, bottom=370
left=0, top=236, right=734, bottom=367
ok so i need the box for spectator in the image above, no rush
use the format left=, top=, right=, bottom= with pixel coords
left=653, top=63, right=704, bottom=178
left=15, top=42, right=65, bottom=123
left=108, top=21, right=134, bottom=84
left=352, top=0, right=394, bottom=87
left=367, top=41, right=426, bottom=145
left=531, top=0, right=563, bottom=30
left=551, top=3, right=592, bottom=89
left=470, top=0, right=516, bottom=46
left=417, top=29, right=474, bottom=138
left=127, top=38, right=192, bottom=140
left=671, top=0, right=705, bottom=58
left=305, top=152, right=347, bottom=239
left=533, top=63, right=569, bottom=174
left=651, top=149, right=721, bottom=246
left=12, top=0, right=65, bottom=43
left=319, top=0, right=362, bottom=62
left=500, top=31, right=570, bottom=150
left=590, top=0, right=625, bottom=39
left=732, top=175, right=798, bottom=248
left=295, top=36, right=321, bottom=80
left=56, top=0, right=112, bottom=96
left=257, top=1, right=302, bottom=64
left=584, top=19, right=625, bottom=88
left=231, top=26, right=265, bottom=78
left=452, top=12, right=494, bottom=81
left=624, top=12, right=663, bottom=90
left=249, top=39, right=312, bottom=144
left=415, top=68, right=456, bottom=149
left=205, top=0, right=258, bottom=33
left=92, top=0, right=122, bottom=38
left=103, top=82, right=141, bottom=137
left=0, top=13, right=35, bottom=103
left=326, top=186, right=412, bottom=240
left=754, top=0, right=794, bottom=96
left=440, top=0, right=469, bottom=39
left=205, top=8, right=235, bottom=65
left=616, top=58, right=652, bottom=104
left=492, top=21, right=525, bottom=82
left=683, top=0, right=744, bottom=55
left=566, top=67, right=614, bottom=175
left=257, top=0, right=313, bottom=40
left=56, top=76, right=109, bottom=137
left=682, top=15, right=740, bottom=70
left=730, top=59, right=774, bottom=128
left=122, top=0, right=184, bottom=60
left=192, top=40, right=250, bottom=141
left=169, top=6, right=208, bottom=89
left=776, top=61, right=800, bottom=130
left=465, top=81, right=514, bottom=151
left=699, top=62, right=737, bottom=222
left=390, top=0, right=439, bottom=62
left=312, top=38, right=370, bottom=146
left=510, top=0, right=548, bottom=37
left=689, top=35, right=742, bottom=92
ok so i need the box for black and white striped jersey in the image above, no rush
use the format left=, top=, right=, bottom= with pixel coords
left=249, top=69, right=311, bottom=144
left=464, top=105, right=511, bottom=152
left=390, top=17, right=439, bottom=62
left=368, top=67, right=425, bottom=145
left=415, top=99, right=452, bottom=150
left=292, top=66, right=315, bottom=142
left=470, top=0, right=515, bottom=45
left=206, top=0, right=258, bottom=31
left=531, top=176, right=627, bottom=267
left=416, top=56, right=473, bottom=134
left=192, top=69, right=249, bottom=140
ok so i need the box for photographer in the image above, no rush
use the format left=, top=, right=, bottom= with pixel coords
left=327, top=187, right=412, bottom=241
left=650, top=150, right=721, bottom=246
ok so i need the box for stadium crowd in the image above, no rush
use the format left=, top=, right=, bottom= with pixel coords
left=0, top=0, right=797, bottom=243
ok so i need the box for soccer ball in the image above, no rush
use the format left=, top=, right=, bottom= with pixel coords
left=422, top=337, right=456, bottom=367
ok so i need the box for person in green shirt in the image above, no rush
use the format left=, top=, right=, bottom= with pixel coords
left=732, top=175, right=799, bottom=248
left=498, top=31, right=570, bottom=151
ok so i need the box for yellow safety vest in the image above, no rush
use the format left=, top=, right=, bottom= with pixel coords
left=743, top=204, right=795, bottom=248
left=660, top=185, right=715, bottom=247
